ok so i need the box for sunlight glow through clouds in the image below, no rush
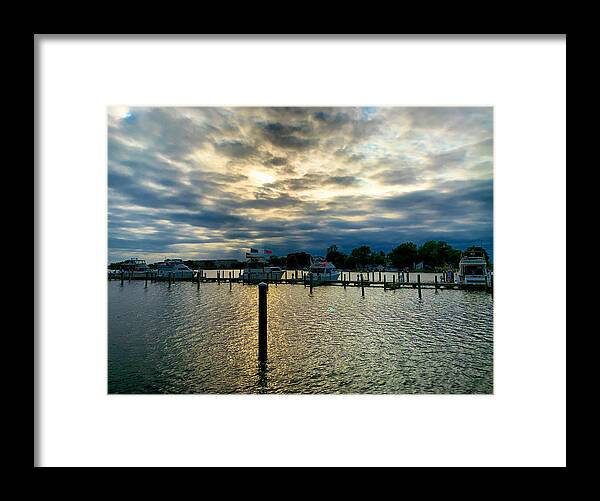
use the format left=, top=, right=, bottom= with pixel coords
left=108, top=107, right=493, bottom=262
left=250, top=170, right=276, bottom=186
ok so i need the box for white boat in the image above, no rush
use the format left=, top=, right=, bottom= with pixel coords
left=155, top=258, right=194, bottom=279
left=241, top=251, right=284, bottom=282
left=307, top=256, right=340, bottom=282
left=112, top=257, right=151, bottom=278
left=454, top=251, right=491, bottom=286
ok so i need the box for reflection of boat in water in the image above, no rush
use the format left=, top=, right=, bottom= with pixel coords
left=155, top=258, right=194, bottom=279
left=308, top=256, right=340, bottom=282
left=241, top=249, right=283, bottom=282
left=454, top=251, right=491, bottom=285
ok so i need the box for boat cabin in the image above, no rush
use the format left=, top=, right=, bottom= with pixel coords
left=457, top=251, right=490, bottom=285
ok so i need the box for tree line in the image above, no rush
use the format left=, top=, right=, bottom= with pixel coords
left=109, top=241, right=490, bottom=271
left=321, top=241, right=490, bottom=271
left=259, top=241, right=489, bottom=271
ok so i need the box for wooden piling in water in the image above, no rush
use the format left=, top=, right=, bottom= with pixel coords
left=407, top=272, right=410, bottom=284
left=417, top=274, right=422, bottom=299
left=361, top=274, right=365, bottom=297
left=258, top=282, right=268, bottom=362
left=145, top=272, right=148, bottom=288
left=229, top=271, right=232, bottom=291
left=379, top=270, right=381, bottom=282
left=120, top=270, right=124, bottom=286
left=309, top=273, right=313, bottom=294
left=434, top=275, right=438, bottom=292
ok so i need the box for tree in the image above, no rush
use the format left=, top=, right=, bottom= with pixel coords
left=448, top=249, right=462, bottom=268
left=286, top=252, right=312, bottom=269
left=286, top=254, right=298, bottom=269
left=388, top=242, right=418, bottom=270
left=418, top=241, right=443, bottom=268
left=350, top=246, right=372, bottom=268
left=342, top=255, right=357, bottom=270
left=325, top=245, right=346, bottom=269
left=268, top=255, right=286, bottom=266
left=418, top=240, right=461, bottom=269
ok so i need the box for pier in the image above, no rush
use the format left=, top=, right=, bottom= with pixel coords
left=109, top=269, right=493, bottom=293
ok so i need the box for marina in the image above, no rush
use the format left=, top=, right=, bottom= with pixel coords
left=104, top=106, right=496, bottom=396
left=108, top=251, right=493, bottom=394
left=109, top=266, right=493, bottom=294
left=108, top=276, right=493, bottom=394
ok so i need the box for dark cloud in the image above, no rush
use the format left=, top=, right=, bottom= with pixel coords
left=264, top=156, right=288, bottom=166
left=334, top=147, right=365, bottom=163
left=213, top=140, right=257, bottom=159
left=370, top=168, right=423, bottom=186
left=108, top=107, right=493, bottom=262
left=267, top=173, right=362, bottom=192
left=111, top=108, right=213, bottom=160
left=428, top=147, right=468, bottom=171
left=257, top=121, right=318, bottom=150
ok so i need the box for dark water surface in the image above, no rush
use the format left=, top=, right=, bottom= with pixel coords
left=108, top=279, right=493, bottom=394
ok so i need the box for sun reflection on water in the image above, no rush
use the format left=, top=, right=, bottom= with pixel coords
left=109, top=276, right=493, bottom=394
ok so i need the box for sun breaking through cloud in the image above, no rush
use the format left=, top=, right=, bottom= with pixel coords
left=108, top=107, right=493, bottom=262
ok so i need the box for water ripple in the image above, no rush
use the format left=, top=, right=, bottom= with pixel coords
left=108, top=280, right=493, bottom=394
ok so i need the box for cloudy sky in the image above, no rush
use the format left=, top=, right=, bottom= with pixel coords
left=108, top=107, right=493, bottom=263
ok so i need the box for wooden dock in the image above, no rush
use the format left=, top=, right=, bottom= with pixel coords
left=109, top=270, right=493, bottom=294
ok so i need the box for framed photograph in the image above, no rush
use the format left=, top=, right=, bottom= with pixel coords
left=107, top=105, right=494, bottom=395
left=35, top=35, right=566, bottom=467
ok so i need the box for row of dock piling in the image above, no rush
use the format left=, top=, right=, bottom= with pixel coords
left=110, top=269, right=493, bottom=295
left=110, top=270, right=492, bottom=364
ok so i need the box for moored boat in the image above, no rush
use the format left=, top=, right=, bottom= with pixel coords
left=241, top=248, right=283, bottom=282
left=454, top=251, right=491, bottom=286
left=307, top=256, right=340, bottom=282
left=155, top=258, right=194, bottom=279
left=110, top=257, right=150, bottom=278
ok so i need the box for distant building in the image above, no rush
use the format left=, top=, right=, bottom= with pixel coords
left=414, top=261, right=425, bottom=270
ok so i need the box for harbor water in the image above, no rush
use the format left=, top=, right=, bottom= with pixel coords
left=108, top=274, right=493, bottom=394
